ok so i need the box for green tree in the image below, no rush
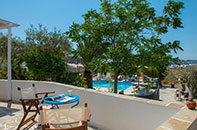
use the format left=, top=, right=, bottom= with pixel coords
left=24, top=25, right=72, bottom=80
left=0, top=32, right=26, bottom=58
left=67, top=0, right=184, bottom=92
left=0, top=33, right=27, bottom=80
left=25, top=24, right=71, bottom=56
left=66, top=10, right=110, bottom=89
left=98, top=0, right=184, bottom=93
left=24, top=48, right=66, bottom=80
left=137, top=38, right=183, bottom=85
left=165, top=66, right=197, bottom=98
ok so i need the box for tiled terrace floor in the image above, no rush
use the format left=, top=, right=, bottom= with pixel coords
left=0, top=101, right=97, bottom=130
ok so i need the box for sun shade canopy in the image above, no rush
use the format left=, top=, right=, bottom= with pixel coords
left=0, top=19, right=19, bottom=30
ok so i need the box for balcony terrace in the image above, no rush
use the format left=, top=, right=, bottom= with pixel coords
left=0, top=101, right=98, bottom=130
left=0, top=80, right=196, bottom=130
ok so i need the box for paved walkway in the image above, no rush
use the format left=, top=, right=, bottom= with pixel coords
left=159, top=87, right=186, bottom=105
left=124, top=85, right=186, bottom=105
left=0, top=102, right=97, bottom=130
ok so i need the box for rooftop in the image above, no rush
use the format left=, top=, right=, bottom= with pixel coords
left=0, top=19, right=19, bottom=29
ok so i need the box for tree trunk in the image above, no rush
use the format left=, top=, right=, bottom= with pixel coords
left=114, top=71, right=118, bottom=93
left=137, top=70, right=140, bottom=87
left=12, top=69, right=25, bottom=80
left=84, top=70, right=93, bottom=89
left=158, top=79, right=162, bottom=87
left=151, top=68, right=154, bottom=78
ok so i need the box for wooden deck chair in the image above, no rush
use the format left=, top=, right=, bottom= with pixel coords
left=40, top=103, right=91, bottom=130
left=17, top=84, right=55, bottom=130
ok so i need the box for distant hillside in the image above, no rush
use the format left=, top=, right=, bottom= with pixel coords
left=183, top=60, right=197, bottom=63
left=170, top=60, right=197, bottom=67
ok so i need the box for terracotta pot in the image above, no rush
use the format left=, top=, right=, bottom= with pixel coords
left=119, top=90, right=124, bottom=95
left=184, top=93, right=188, bottom=98
left=186, top=100, right=196, bottom=110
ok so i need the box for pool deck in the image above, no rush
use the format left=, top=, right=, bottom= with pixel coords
left=96, top=83, right=187, bottom=105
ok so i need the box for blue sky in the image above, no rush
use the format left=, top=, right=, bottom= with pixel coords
left=0, top=0, right=196, bottom=60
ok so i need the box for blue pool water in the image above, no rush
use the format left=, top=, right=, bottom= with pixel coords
left=93, top=80, right=133, bottom=90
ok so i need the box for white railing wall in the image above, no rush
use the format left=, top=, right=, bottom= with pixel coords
left=0, top=80, right=179, bottom=130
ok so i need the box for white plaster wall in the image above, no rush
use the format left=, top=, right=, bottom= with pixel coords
left=0, top=80, right=9, bottom=101
left=0, top=80, right=179, bottom=130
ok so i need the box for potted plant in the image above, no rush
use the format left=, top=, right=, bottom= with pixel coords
left=166, top=67, right=197, bottom=109
left=186, top=70, right=197, bottom=110
left=145, top=79, right=154, bottom=93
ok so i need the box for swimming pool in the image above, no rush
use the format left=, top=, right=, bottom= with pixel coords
left=93, top=80, right=133, bottom=90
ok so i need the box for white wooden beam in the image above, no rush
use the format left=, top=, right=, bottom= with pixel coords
left=8, top=27, right=12, bottom=100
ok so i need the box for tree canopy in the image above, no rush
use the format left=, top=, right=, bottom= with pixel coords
left=24, top=25, right=72, bottom=80
left=67, top=0, right=184, bottom=93
left=25, top=24, right=71, bottom=56
left=66, top=10, right=110, bottom=88
left=24, top=48, right=66, bottom=80
left=0, top=33, right=27, bottom=79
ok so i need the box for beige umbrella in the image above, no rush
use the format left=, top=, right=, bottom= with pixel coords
left=67, top=63, right=85, bottom=73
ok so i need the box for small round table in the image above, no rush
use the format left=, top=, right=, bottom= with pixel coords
left=44, top=94, right=80, bottom=109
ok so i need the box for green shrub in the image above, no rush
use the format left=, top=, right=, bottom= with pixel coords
left=73, top=73, right=88, bottom=88
left=24, top=48, right=66, bottom=80
left=57, top=72, right=79, bottom=85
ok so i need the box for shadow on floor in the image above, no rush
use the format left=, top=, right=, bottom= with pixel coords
left=0, top=106, right=20, bottom=117
left=22, top=121, right=40, bottom=130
